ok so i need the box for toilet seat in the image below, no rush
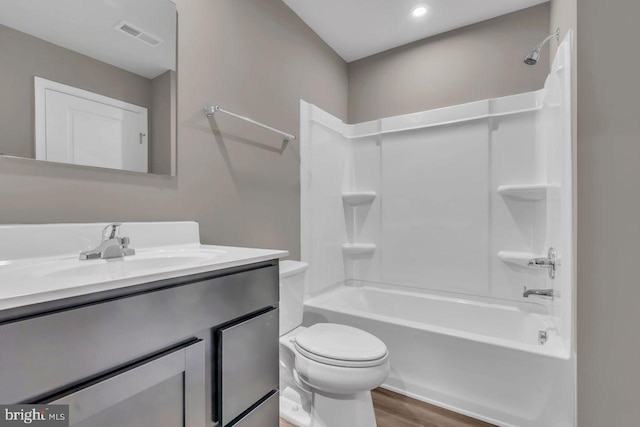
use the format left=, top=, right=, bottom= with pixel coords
left=293, top=323, right=388, bottom=368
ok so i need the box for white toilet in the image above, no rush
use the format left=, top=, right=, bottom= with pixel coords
left=279, top=260, right=390, bottom=427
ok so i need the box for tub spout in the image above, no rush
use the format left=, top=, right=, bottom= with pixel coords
left=523, top=288, right=554, bottom=299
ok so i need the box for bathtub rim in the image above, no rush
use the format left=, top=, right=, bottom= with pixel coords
left=305, top=284, right=571, bottom=360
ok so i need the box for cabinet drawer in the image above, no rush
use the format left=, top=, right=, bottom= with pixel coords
left=218, top=309, right=279, bottom=426
left=230, top=391, right=279, bottom=427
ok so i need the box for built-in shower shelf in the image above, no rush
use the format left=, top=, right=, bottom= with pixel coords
left=497, top=184, right=559, bottom=201
left=497, top=251, right=539, bottom=267
left=342, top=243, right=376, bottom=256
left=342, top=191, right=377, bottom=205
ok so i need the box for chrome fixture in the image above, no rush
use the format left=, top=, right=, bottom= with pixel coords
left=203, top=105, right=297, bottom=142
left=538, top=330, right=548, bottom=345
left=524, top=28, right=560, bottom=65
left=79, top=223, right=135, bottom=260
left=523, top=288, right=554, bottom=299
left=528, top=247, right=558, bottom=279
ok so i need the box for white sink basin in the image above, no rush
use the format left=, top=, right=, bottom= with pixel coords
left=46, top=250, right=225, bottom=280
left=4, top=249, right=227, bottom=282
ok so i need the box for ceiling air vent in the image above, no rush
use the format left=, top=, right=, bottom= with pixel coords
left=115, top=20, right=164, bottom=47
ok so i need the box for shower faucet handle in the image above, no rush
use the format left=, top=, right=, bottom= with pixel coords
left=527, top=247, right=558, bottom=279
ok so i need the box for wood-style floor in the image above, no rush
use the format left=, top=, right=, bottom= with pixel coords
left=280, top=388, right=494, bottom=427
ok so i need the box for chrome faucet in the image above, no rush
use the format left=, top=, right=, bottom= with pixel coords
left=527, top=247, right=558, bottom=279
left=523, top=288, right=554, bottom=298
left=79, top=223, right=135, bottom=260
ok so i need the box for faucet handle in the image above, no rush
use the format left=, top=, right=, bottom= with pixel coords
left=526, top=247, right=558, bottom=279
left=102, top=223, right=123, bottom=241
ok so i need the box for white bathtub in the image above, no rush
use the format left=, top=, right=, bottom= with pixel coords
left=303, top=283, right=574, bottom=427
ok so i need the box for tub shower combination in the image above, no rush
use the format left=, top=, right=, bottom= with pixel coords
left=299, top=35, right=574, bottom=426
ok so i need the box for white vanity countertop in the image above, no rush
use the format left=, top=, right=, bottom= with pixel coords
left=0, top=222, right=288, bottom=313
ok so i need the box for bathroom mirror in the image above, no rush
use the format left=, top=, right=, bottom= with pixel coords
left=0, top=0, right=177, bottom=176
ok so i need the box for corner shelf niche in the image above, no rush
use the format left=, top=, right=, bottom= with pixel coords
left=342, top=243, right=376, bottom=256
left=497, top=184, right=559, bottom=201
left=342, top=191, right=377, bottom=205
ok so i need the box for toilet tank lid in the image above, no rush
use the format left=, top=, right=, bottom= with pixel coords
left=280, top=260, right=308, bottom=278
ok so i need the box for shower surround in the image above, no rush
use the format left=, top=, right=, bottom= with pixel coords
left=300, top=36, right=574, bottom=426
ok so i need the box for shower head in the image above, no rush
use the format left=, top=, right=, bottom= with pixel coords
left=524, top=28, right=560, bottom=65
left=524, top=48, right=541, bottom=65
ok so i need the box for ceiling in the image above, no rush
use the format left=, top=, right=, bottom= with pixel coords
left=0, top=0, right=176, bottom=79
left=282, top=0, right=550, bottom=63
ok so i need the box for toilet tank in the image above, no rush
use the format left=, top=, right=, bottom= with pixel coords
left=279, top=260, right=308, bottom=336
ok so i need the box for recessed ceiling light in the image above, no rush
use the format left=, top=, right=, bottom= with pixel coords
left=411, top=5, right=428, bottom=18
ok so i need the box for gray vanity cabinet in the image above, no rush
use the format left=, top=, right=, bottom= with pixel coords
left=0, top=261, right=280, bottom=427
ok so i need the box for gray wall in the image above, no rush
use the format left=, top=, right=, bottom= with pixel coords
left=0, top=23, right=153, bottom=159
left=0, top=0, right=348, bottom=261
left=576, top=1, right=640, bottom=425
left=348, top=3, right=551, bottom=123
left=150, top=70, right=176, bottom=175
left=549, top=1, right=640, bottom=424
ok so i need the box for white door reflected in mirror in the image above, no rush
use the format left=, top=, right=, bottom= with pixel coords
left=35, top=78, right=149, bottom=173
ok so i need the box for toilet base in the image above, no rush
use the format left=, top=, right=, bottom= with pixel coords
left=280, top=388, right=378, bottom=427
left=310, top=390, right=377, bottom=427
left=280, top=387, right=312, bottom=427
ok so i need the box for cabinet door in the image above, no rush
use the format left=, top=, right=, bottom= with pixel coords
left=218, top=309, right=279, bottom=426
left=47, top=340, right=205, bottom=427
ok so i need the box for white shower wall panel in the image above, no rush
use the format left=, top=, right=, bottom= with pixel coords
left=490, top=112, right=548, bottom=300
left=540, top=37, right=573, bottom=347
left=380, top=122, right=491, bottom=295
left=349, top=136, right=382, bottom=282
left=301, top=95, right=548, bottom=300
left=300, top=104, right=351, bottom=296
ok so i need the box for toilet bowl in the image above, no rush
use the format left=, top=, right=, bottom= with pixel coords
left=279, top=261, right=390, bottom=427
